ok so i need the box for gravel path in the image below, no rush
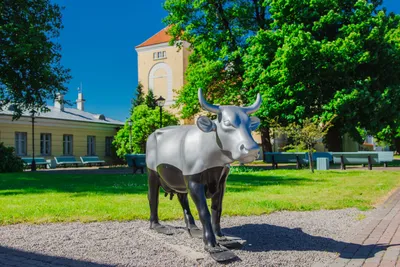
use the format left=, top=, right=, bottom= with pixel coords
left=0, top=208, right=373, bottom=267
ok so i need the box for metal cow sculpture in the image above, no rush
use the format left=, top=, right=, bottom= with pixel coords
left=146, top=88, right=261, bottom=261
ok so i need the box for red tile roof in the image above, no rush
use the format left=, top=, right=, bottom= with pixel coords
left=136, top=27, right=171, bottom=48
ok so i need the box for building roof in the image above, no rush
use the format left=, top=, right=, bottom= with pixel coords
left=136, top=27, right=171, bottom=48
left=0, top=106, right=125, bottom=126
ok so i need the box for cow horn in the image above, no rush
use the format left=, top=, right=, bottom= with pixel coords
left=198, top=88, right=219, bottom=113
left=243, top=93, right=262, bottom=114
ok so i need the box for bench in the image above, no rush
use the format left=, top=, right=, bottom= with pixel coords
left=125, top=154, right=146, bottom=174
left=54, top=156, right=81, bottom=168
left=80, top=156, right=105, bottom=166
left=264, top=152, right=306, bottom=169
left=331, top=152, right=379, bottom=170
left=21, top=157, right=49, bottom=169
left=377, top=151, right=394, bottom=167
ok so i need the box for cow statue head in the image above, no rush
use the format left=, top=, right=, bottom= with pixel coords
left=196, top=88, right=262, bottom=164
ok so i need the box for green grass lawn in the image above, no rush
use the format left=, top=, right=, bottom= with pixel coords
left=1, top=169, right=400, bottom=225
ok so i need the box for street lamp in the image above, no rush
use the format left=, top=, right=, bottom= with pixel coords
left=128, top=119, right=133, bottom=154
left=30, top=110, right=36, bottom=171
left=155, top=96, right=165, bottom=128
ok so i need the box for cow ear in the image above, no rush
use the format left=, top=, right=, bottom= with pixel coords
left=250, top=116, right=261, bottom=131
left=197, top=116, right=216, bottom=132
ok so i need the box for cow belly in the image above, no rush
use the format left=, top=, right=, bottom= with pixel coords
left=156, top=164, right=187, bottom=193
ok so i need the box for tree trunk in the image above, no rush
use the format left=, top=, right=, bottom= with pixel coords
left=394, top=137, right=400, bottom=154
left=325, top=125, right=343, bottom=152
left=308, top=147, right=314, bottom=173
left=260, top=126, right=273, bottom=153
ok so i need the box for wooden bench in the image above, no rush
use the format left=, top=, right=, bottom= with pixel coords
left=54, top=156, right=81, bottom=168
left=377, top=151, right=394, bottom=167
left=21, top=157, right=49, bottom=169
left=125, top=154, right=146, bottom=174
left=80, top=156, right=105, bottom=166
left=264, top=152, right=306, bottom=169
left=331, top=152, right=379, bottom=170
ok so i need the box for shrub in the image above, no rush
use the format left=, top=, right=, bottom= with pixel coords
left=0, top=142, right=24, bottom=173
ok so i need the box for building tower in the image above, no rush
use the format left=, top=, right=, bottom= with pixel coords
left=135, top=27, right=191, bottom=109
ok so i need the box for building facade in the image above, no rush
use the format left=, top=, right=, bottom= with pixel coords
left=0, top=93, right=124, bottom=164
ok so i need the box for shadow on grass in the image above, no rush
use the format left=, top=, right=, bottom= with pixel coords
left=0, top=246, right=112, bottom=266
left=0, top=170, right=318, bottom=196
left=223, top=224, right=393, bottom=260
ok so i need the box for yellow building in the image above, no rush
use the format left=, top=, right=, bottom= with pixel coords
left=135, top=27, right=191, bottom=110
left=0, top=93, right=124, bottom=164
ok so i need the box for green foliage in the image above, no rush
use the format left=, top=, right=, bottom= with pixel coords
left=0, top=143, right=23, bottom=173
left=243, top=0, right=400, bottom=148
left=113, top=105, right=179, bottom=158
left=145, top=90, right=156, bottom=109
left=164, top=0, right=400, bottom=151
left=0, top=0, right=71, bottom=118
left=130, top=82, right=145, bottom=114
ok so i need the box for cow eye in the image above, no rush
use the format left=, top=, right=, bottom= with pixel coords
left=223, top=120, right=232, bottom=127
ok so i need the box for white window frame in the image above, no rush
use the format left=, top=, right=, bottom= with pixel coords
left=153, top=51, right=167, bottom=60
left=40, top=133, right=52, bottom=156
left=63, top=134, right=73, bottom=156
left=105, top=136, right=113, bottom=156
left=87, top=136, right=96, bottom=156
left=15, top=132, right=27, bottom=156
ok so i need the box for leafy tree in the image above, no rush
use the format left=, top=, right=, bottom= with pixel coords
left=145, top=90, right=156, bottom=109
left=271, top=117, right=333, bottom=173
left=0, top=0, right=71, bottom=118
left=113, top=105, right=179, bottom=158
left=163, top=0, right=273, bottom=151
left=243, top=0, right=400, bottom=151
left=0, top=143, right=24, bottom=173
left=165, top=0, right=400, bottom=152
left=130, top=82, right=145, bottom=114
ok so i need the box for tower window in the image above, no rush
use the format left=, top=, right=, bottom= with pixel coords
left=153, top=51, right=166, bottom=60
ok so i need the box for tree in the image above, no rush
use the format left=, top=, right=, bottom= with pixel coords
left=145, top=90, right=156, bottom=109
left=243, top=0, right=400, bottom=151
left=130, top=82, right=145, bottom=114
left=165, top=0, right=400, bottom=152
left=163, top=0, right=273, bottom=151
left=0, top=0, right=71, bottom=118
left=272, top=117, right=333, bottom=173
left=113, top=105, right=179, bottom=158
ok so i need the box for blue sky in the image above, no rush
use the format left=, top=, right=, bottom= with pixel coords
left=55, top=0, right=400, bottom=122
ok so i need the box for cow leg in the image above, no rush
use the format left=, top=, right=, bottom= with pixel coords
left=177, top=193, right=202, bottom=238
left=187, top=177, right=237, bottom=261
left=148, top=168, right=173, bottom=235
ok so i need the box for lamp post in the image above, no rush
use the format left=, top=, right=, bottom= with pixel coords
left=128, top=119, right=133, bottom=154
left=155, top=96, right=165, bottom=128
left=30, top=110, right=36, bottom=172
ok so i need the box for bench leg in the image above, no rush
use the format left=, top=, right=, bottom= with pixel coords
left=384, top=162, right=388, bottom=168
left=141, top=167, right=144, bottom=174
left=340, top=155, right=346, bottom=170
left=368, top=156, right=372, bottom=170
left=272, top=155, right=276, bottom=170
left=296, top=156, right=300, bottom=169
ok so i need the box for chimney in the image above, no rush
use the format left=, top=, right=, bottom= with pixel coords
left=54, top=93, right=64, bottom=111
left=76, top=92, right=85, bottom=111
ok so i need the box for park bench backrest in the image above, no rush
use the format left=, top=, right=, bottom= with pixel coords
left=21, top=157, right=47, bottom=164
left=55, top=156, right=79, bottom=163
left=331, top=152, right=379, bottom=164
left=264, top=152, right=306, bottom=163
left=81, top=156, right=103, bottom=163
left=125, top=154, right=146, bottom=167
left=304, top=152, right=333, bottom=162
left=378, top=151, right=394, bottom=163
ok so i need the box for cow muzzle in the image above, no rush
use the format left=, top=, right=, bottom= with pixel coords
left=238, top=143, right=260, bottom=162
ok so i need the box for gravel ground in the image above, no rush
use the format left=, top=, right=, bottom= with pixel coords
left=0, top=208, right=374, bottom=267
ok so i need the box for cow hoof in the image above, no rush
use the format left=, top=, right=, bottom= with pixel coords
left=151, top=223, right=174, bottom=235
left=188, top=227, right=202, bottom=239
left=205, top=245, right=237, bottom=262
left=216, top=235, right=246, bottom=249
